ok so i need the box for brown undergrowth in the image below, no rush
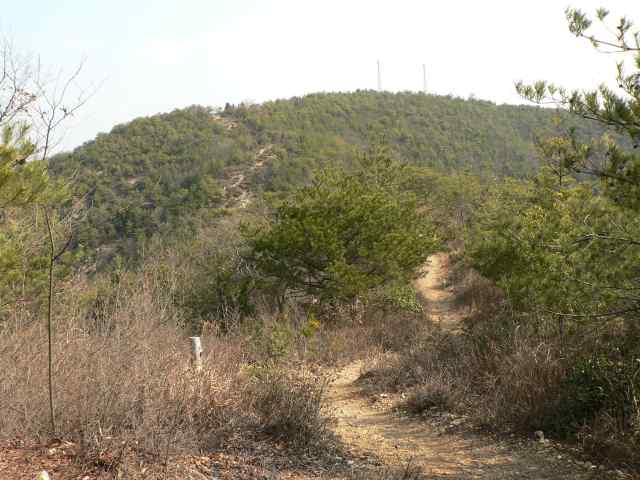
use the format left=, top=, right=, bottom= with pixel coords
left=358, top=253, right=640, bottom=472
left=0, top=249, right=427, bottom=478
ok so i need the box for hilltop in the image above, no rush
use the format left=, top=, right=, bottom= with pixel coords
left=50, top=90, right=600, bottom=264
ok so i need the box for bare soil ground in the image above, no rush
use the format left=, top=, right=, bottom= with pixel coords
left=326, top=254, right=633, bottom=479
left=413, top=253, right=459, bottom=331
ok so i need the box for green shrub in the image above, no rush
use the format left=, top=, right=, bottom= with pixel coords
left=556, top=349, right=640, bottom=437
left=248, top=317, right=297, bottom=361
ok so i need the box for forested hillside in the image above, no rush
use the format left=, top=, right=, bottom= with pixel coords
left=230, top=91, right=585, bottom=189
left=50, top=91, right=601, bottom=262
left=49, top=106, right=258, bottom=262
left=4, top=5, right=640, bottom=477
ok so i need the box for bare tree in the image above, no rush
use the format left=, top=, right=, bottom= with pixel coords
left=0, top=36, right=94, bottom=162
left=0, top=38, right=37, bottom=127
left=0, top=36, right=92, bottom=434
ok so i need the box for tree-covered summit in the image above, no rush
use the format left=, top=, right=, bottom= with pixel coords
left=50, top=90, right=604, bottom=262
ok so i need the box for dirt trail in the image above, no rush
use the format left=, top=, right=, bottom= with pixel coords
left=222, top=142, right=276, bottom=210
left=413, top=253, right=460, bottom=332
left=326, top=254, right=614, bottom=479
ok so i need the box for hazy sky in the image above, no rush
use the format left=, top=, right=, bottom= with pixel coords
left=4, top=0, right=640, bottom=150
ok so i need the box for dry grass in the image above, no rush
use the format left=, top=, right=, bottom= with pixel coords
left=482, top=339, right=566, bottom=430
left=450, top=262, right=504, bottom=321
left=0, top=268, right=253, bottom=459
left=346, top=462, right=426, bottom=480
left=358, top=331, right=469, bottom=399
left=358, top=257, right=640, bottom=469
left=0, top=247, right=426, bottom=476
left=0, top=259, right=351, bottom=475
left=359, top=304, right=569, bottom=431
left=250, top=367, right=335, bottom=452
left=404, top=375, right=463, bottom=414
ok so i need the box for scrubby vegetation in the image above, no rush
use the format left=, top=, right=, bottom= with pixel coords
left=45, top=86, right=607, bottom=268
left=2, top=5, right=640, bottom=478
left=360, top=6, right=640, bottom=469
left=0, top=228, right=431, bottom=475
left=1, top=111, right=430, bottom=475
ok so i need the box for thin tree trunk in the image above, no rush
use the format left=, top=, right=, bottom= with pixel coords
left=44, top=209, right=56, bottom=434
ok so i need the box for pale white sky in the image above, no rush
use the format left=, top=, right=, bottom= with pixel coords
left=4, top=0, right=640, bottom=150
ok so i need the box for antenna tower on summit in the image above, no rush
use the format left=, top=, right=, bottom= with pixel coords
left=422, top=64, right=427, bottom=93
left=377, top=60, right=382, bottom=91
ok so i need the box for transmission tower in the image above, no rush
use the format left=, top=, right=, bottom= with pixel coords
left=377, top=60, right=382, bottom=91
left=422, top=64, right=427, bottom=94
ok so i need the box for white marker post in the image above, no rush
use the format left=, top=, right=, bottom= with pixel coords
left=189, top=336, right=203, bottom=372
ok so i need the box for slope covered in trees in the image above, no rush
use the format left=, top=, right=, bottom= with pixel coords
left=50, top=91, right=603, bottom=262
left=231, top=91, right=566, bottom=188
left=50, top=106, right=257, bottom=262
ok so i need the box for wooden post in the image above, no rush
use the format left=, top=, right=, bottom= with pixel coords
left=189, top=336, right=203, bottom=372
